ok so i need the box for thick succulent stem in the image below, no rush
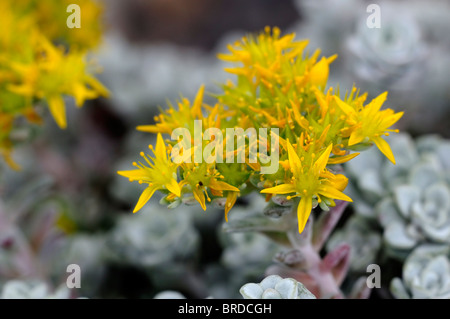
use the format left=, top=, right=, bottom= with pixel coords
left=285, top=213, right=343, bottom=298
left=267, top=201, right=350, bottom=298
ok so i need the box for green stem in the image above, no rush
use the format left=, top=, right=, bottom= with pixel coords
left=286, top=206, right=343, bottom=298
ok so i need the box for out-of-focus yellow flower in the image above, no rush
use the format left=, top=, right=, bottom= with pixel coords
left=0, top=0, right=107, bottom=169
left=9, top=35, right=108, bottom=129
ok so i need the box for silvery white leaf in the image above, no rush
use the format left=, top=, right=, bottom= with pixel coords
left=297, top=283, right=317, bottom=299
left=220, top=232, right=278, bottom=269
left=384, top=222, right=417, bottom=249
left=436, top=142, right=450, bottom=170
left=389, top=134, right=419, bottom=168
left=274, top=278, right=298, bottom=299
left=411, top=256, right=450, bottom=298
left=375, top=197, right=403, bottom=228
left=358, top=170, right=385, bottom=198
left=259, top=275, right=282, bottom=290
left=154, top=291, right=186, bottom=299
left=401, top=244, right=450, bottom=299
left=425, top=183, right=450, bottom=211
left=271, top=195, right=294, bottom=207
left=390, top=277, right=411, bottom=299
left=263, top=203, right=292, bottom=218
left=240, top=275, right=316, bottom=299
left=261, top=288, right=282, bottom=299
left=421, top=222, right=450, bottom=243
left=394, top=185, right=420, bottom=217
left=345, top=147, right=383, bottom=180
left=326, top=215, right=381, bottom=271
left=409, top=163, right=440, bottom=189
left=240, top=283, right=264, bottom=299
left=416, top=135, right=442, bottom=155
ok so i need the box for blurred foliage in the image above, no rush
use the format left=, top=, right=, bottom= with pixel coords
left=1, top=0, right=450, bottom=300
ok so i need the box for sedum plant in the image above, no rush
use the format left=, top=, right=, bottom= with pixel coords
left=240, top=274, right=316, bottom=299
left=390, top=244, right=450, bottom=299
left=345, top=133, right=450, bottom=257
left=117, top=27, right=403, bottom=298
left=326, top=215, right=381, bottom=273
left=118, top=27, right=403, bottom=232
left=0, top=0, right=108, bottom=169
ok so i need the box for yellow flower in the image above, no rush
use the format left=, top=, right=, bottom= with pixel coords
left=8, top=35, right=109, bottom=129
left=261, top=140, right=352, bottom=233
left=137, top=85, right=205, bottom=134
left=334, top=92, right=403, bottom=164
left=180, top=162, right=239, bottom=211
left=117, top=133, right=181, bottom=213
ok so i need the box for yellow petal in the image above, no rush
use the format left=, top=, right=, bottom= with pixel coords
left=318, top=184, right=353, bottom=202
left=314, top=143, right=333, bottom=174
left=327, top=152, right=360, bottom=164
left=260, top=183, right=296, bottom=194
left=117, top=169, right=149, bottom=181
left=367, top=91, right=388, bottom=115
left=290, top=100, right=309, bottom=130
left=309, top=57, right=329, bottom=88
left=133, top=185, right=158, bottom=213
left=380, top=111, right=404, bottom=128
left=329, top=174, right=349, bottom=191
left=372, top=136, right=396, bottom=164
left=47, top=95, right=67, bottom=129
left=297, top=196, right=313, bottom=233
left=193, top=188, right=206, bottom=210
left=334, top=96, right=357, bottom=117
left=216, top=53, right=239, bottom=62
left=166, top=178, right=181, bottom=197
left=348, top=130, right=365, bottom=146
left=85, top=75, right=110, bottom=98
left=223, top=67, right=249, bottom=77
left=209, top=179, right=240, bottom=192
left=136, top=125, right=167, bottom=134
left=154, top=133, right=167, bottom=160
left=225, top=192, right=238, bottom=222
left=191, top=85, right=205, bottom=119
left=286, top=140, right=301, bottom=177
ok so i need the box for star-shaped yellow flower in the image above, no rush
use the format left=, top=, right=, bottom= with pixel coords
left=261, top=141, right=352, bottom=233
left=117, top=133, right=181, bottom=213
left=334, top=92, right=403, bottom=164
left=180, top=162, right=239, bottom=211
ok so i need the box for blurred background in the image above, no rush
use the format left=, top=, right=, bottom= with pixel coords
left=1, top=0, right=450, bottom=299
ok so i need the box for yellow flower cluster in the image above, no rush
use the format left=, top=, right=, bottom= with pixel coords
left=119, top=27, right=403, bottom=233
left=0, top=0, right=108, bottom=169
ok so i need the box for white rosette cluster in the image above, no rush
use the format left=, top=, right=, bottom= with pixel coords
left=240, top=275, right=316, bottom=299
left=390, top=245, right=450, bottom=299
left=104, top=205, right=199, bottom=268
left=345, top=133, right=450, bottom=258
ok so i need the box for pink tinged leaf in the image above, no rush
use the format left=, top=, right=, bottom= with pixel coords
left=312, top=200, right=349, bottom=251
left=320, top=243, right=351, bottom=286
